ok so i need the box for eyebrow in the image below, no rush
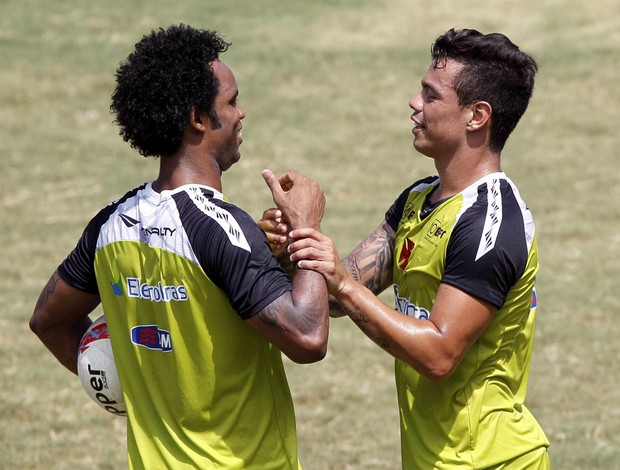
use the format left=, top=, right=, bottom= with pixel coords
left=421, top=79, right=441, bottom=97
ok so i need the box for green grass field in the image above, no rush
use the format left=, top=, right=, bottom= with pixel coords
left=1, top=0, right=619, bottom=468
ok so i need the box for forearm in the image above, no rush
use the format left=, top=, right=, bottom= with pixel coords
left=276, top=249, right=295, bottom=277
left=30, top=271, right=99, bottom=374
left=252, top=268, right=329, bottom=364
left=331, top=248, right=390, bottom=317
left=31, top=317, right=92, bottom=374
left=289, top=268, right=329, bottom=338
left=334, top=278, right=448, bottom=379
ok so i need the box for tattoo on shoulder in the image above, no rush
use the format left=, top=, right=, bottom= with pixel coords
left=36, top=272, right=60, bottom=308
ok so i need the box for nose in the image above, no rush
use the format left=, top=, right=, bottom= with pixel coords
left=409, top=93, right=422, bottom=113
left=238, top=105, right=246, bottom=120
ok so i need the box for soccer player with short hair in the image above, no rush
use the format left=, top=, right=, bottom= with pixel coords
left=264, top=28, right=550, bottom=468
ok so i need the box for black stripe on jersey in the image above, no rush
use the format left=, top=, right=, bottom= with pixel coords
left=172, top=188, right=291, bottom=319
left=442, top=180, right=528, bottom=309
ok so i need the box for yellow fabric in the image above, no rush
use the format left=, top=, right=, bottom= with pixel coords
left=96, top=241, right=300, bottom=469
left=392, top=175, right=549, bottom=469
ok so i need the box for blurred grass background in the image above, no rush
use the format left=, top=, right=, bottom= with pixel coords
left=1, top=0, right=619, bottom=468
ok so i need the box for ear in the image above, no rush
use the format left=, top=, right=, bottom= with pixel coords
left=188, top=107, right=208, bottom=132
left=465, top=101, right=492, bottom=131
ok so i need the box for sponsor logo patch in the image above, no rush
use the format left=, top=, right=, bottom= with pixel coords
left=402, top=201, right=416, bottom=221
left=111, top=275, right=124, bottom=296
left=394, top=285, right=431, bottom=320
left=110, top=262, right=124, bottom=296
left=131, top=325, right=173, bottom=352
left=426, top=219, right=447, bottom=240
left=126, top=277, right=188, bottom=302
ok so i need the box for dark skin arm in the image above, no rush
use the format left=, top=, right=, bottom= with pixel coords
left=244, top=169, right=330, bottom=364
left=30, top=271, right=100, bottom=374
left=258, top=210, right=395, bottom=316
left=246, top=268, right=328, bottom=364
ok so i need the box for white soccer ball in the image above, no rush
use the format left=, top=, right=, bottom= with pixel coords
left=77, top=315, right=127, bottom=417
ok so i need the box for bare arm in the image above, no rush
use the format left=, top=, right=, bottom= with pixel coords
left=30, top=271, right=101, bottom=374
left=258, top=210, right=395, bottom=294
left=341, top=220, right=395, bottom=295
left=245, top=169, right=329, bottom=363
left=246, top=267, right=329, bottom=364
left=288, top=228, right=495, bottom=381
left=257, top=210, right=395, bottom=316
left=333, top=279, right=494, bottom=381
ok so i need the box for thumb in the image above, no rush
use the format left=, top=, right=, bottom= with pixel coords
left=262, top=169, right=284, bottom=200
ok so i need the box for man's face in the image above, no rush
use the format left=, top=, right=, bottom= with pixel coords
left=408, top=60, right=471, bottom=159
left=206, top=60, right=246, bottom=173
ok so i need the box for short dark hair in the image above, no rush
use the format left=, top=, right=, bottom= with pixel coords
left=111, top=24, right=230, bottom=157
left=431, top=28, right=538, bottom=152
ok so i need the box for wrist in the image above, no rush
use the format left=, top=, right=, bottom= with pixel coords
left=333, top=277, right=350, bottom=299
left=276, top=249, right=295, bottom=276
left=289, top=220, right=321, bottom=231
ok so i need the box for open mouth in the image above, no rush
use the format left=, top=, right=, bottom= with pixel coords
left=411, top=117, right=424, bottom=132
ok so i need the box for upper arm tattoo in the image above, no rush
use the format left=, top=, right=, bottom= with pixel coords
left=36, top=272, right=61, bottom=308
left=258, top=304, right=279, bottom=326
left=343, top=221, right=395, bottom=294
left=257, top=288, right=325, bottom=334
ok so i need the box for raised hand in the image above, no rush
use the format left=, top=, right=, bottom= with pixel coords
left=262, top=169, right=325, bottom=230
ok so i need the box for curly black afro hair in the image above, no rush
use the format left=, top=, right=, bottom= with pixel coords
left=110, top=24, right=230, bottom=157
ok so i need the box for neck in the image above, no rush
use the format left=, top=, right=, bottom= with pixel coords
left=430, top=149, right=501, bottom=202
left=152, top=150, right=223, bottom=193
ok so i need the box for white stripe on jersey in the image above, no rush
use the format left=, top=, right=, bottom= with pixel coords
left=475, top=178, right=503, bottom=261
left=185, top=186, right=252, bottom=253
left=95, top=183, right=252, bottom=263
left=96, top=187, right=201, bottom=265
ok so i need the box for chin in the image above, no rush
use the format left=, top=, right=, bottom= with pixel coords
left=222, top=154, right=241, bottom=172
left=413, top=142, right=433, bottom=158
